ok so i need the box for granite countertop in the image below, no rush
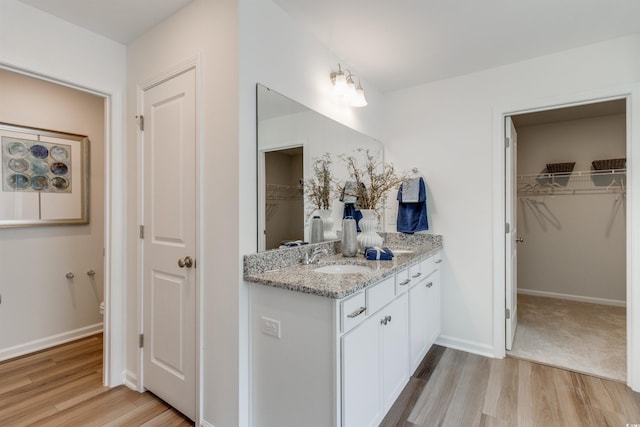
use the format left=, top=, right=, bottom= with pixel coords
left=244, top=234, right=442, bottom=299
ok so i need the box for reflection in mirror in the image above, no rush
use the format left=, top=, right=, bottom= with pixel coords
left=257, top=84, right=383, bottom=252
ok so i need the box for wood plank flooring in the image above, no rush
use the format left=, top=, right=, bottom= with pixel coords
left=381, top=345, right=640, bottom=427
left=0, top=335, right=193, bottom=426
left=5, top=335, right=640, bottom=426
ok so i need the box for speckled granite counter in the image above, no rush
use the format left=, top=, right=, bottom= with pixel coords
left=243, top=233, right=442, bottom=299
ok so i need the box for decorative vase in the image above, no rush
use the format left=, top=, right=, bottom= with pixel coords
left=341, top=217, right=358, bottom=257
left=357, top=209, right=383, bottom=252
left=310, top=215, right=324, bottom=243
left=318, top=209, right=337, bottom=241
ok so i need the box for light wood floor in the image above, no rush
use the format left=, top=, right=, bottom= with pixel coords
left=0, top=335, right=193, bottom=426
left=381, top=345, right=640, bottom=427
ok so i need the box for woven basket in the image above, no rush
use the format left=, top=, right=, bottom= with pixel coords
left=546, top=162, right=575, bottom=174
left=592, top=158, right=626, bottom=170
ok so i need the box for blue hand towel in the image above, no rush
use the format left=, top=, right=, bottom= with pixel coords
left=397, top=177, right=428, bottom=234
left=364, top=246, right=394, bottom=261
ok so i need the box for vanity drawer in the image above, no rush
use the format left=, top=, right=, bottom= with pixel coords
left=419, top=253, right=441, bottom=279
left=341, top=291, right=367, bottom=333
left=367, top=276, right=396, bottom=314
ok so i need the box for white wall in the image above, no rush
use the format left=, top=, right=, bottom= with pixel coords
left=384, top=34, right=640, bottom=355
left=516, top=114, right=626, bottom=304
left=0, top=68, right=105, bottom=358
left=126, top=0, right=239, bottom=425
left=0, top=0, right=126, bottom=383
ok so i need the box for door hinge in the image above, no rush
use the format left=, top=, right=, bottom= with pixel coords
left=506, top=308, right=511, bottom=319
left=506, top=136, right=510, bottom=148
left=505, top=222, right=510, bottom=233
left=139, top=334, right=144, bottom=348
left=139, top=225, right=144, bottom=239
left=136, top=115, right=144, bottom=131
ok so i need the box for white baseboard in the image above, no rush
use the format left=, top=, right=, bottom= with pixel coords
left=435, top=334, right=498, bottom=358
left=518, top=288, right=626, bottom=307
left=199, top=420, right=215, bottom=427
left=0, top=323, right=103, bottom=362
left=123, top=370, right=139, bottom=391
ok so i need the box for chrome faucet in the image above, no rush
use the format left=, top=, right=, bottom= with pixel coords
left=302, top=247, right=329, bottom=265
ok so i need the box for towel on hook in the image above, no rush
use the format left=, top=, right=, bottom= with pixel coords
left=397, top=177, right=429, bottom=234
left=340, top=181, right=359, bottom=204
left=364, top=246, right=394, bottom=261
left=401, top=177, right=422, bottom=203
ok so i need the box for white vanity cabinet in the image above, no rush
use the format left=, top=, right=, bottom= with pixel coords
left=249, top=251, right=441, bottom=427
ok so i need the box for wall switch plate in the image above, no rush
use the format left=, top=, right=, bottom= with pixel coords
left=260, top=316, right=281, bottom=338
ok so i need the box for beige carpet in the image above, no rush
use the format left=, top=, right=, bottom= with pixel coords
left=507, top=294, right=626, bottom=382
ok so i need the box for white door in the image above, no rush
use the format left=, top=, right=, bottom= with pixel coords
left=142, top=67, right=196, bottom=420
left=505, top=116, right=518, bottom=350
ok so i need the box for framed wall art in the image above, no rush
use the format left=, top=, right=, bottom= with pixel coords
left=0, top=122, right=89, bottom=227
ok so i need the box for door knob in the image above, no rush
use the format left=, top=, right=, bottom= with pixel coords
left=516, top=238, right=524, bottom=243
left=178, top=256, right=194, bottom=268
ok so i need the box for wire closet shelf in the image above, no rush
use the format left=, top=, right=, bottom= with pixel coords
left=517, top=169, right=626, bottom=196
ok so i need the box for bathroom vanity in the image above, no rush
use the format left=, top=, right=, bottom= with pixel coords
left=244, top=234, right=442, bottom=427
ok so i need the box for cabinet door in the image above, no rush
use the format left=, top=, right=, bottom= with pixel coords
left=425, top=269, right=441, bottom=345
left=409, top=278, right=430, bottom=371
left=380, top=293, right=409, bottom=410
left=342, top=314, right=381, bottom=427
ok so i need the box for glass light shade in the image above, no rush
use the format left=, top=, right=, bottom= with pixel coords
left=344, top=77, right=357, bottom=103
left=333, top=72, right=348, bottom=96
left=351, top=85, right=368, bottom=107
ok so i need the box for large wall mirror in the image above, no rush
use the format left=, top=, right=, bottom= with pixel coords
left=257, top=84, right=383, bottom=252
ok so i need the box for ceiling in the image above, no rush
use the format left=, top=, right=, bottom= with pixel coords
left=18, top=0, right=193, bottom=44
left=17, top=0, right=640, bottom=92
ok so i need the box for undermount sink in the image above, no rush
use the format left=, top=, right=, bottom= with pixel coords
left=313, top=264, right=372, bottom=274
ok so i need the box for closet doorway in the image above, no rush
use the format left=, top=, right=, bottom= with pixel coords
left=507, top=100, right=627, bottom=382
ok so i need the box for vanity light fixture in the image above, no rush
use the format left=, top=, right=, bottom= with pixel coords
left=330, top=63, right=368, bottom=107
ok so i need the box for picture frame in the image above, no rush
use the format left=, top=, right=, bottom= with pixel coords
left=0, top=122, right=89, bottom=228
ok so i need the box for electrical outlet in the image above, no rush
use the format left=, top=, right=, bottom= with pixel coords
left=260, top=316, right=281, bottom=338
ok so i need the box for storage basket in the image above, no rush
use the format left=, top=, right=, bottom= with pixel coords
left=546, top=162, right=575, bottom=174
left=592, top=158, right=626, bottom=170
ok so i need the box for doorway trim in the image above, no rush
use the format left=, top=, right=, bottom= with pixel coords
left=0, top=61, right=125, bottom=387
left=257, top=141, right=307, bottom=252
left=492, top=83, right=640, bottom=391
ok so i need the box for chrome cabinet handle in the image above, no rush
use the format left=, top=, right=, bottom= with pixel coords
left=178, top=256, right=194, bottom=268
left=435, top=259, right=442, bottom=264
left=426, top=282, right=433, bottom=288
left=347, top=306, right=366, bottom=318
left=399, top=279, right=411, bottom=286
left=412, top=272, right=422, bottom=278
